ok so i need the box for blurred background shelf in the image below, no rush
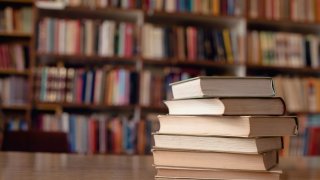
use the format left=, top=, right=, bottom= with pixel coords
left=1, top=0, right=320, bottom=156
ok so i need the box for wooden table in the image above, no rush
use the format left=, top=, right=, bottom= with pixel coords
left=0, top=152, right=319, bottom=180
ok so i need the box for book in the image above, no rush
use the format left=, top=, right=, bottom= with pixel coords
left=154, top=134, right=283, bottom=153
left=305, top=126, right=320, bottom=155
left=153, top=148, right=278, bottom=171
left=155, top=166, right=282, bottom=180
left=164, top=97, right=285, bottom=115
left=157, top=115, right=297, bottom=137
left=170, top=76, right=275, bottom=99
left=36, top=0, right=66, bottom=10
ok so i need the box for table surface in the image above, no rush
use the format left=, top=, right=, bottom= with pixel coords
left=0, top=152, right=319, bottom=180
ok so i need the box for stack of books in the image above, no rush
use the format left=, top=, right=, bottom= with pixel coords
left=152, top=76, right=298, bottom=180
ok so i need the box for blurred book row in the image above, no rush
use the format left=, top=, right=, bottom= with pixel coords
left=144, top=0, right=245, bottom=16
left=285, top=115, right=320, bottom=156
left=0, top=7, right=32, bottom=33
left=37, top=18, right=138, bottom=57
left=0, top=77, right=29, bottom=106
left=142, top=24, right=244, bottom=63
left=0, top=44, right=28, bottom=71
left=274, top=76, right=320, bottom=113
left=38, top=0, right=245, bottom=17
left=249, top=0, right=320, bottom=22
left=33, top=113, right=159, bottom=154
left=35, top=67, right=139, bottom=105
left=248, top=31, right=320, bottom=68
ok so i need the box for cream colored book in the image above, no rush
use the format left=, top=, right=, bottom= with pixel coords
left=154, top=134, right=283, bottom=153
left=170, top=76, right=275, bottom=99
left=155, top=166, right=282, bottom=180
left=157, top=115, right=297, bottom=137
left=153, top=148, right=278, bottom=171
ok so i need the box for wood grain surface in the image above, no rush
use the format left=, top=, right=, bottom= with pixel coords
left=0, top=152, right=319, bottom=180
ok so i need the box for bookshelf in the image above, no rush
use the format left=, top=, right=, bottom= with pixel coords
left=1, top=0, right=320, bottom=156
left=0, top=0, right=34, bottom=138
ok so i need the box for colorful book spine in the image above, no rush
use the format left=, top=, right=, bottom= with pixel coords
left=145, top=0, right=245, bottom=16
left=0, top=44, right=27, bottom=71
left=248, top=31, right=320, bottom=68
left=248, top=0, right=319, bottom=22
left=0, top=77, right=28, bottom=106
left=142, top=24, right=242, bottom=63
left=0, top=7, right=32, bottom=33
left=37, top=18, right=137, bottom=57
left=33, top=113, right=159, bottom=154
left=36, top=67, right=138, bottom=106
left=286, top=114, right=320, bottom=156
left=5, top=117, right=28, bottom=131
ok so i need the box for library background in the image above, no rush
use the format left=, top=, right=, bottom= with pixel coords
left=0, top=0, right=319, bottom=156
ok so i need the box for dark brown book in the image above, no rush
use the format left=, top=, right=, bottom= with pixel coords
left=164, top=97, right=285, bottom=116
left=170, top=76, right=275, bottom=99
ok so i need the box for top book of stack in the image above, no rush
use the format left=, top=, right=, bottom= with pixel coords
left=170, top=76, right=275, bottom=99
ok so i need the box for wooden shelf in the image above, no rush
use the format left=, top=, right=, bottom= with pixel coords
left=37, top=6, right=142, bottom=22
left=34, top=102, right=136, bottom=111
left=145, top=11, right=244, bottom=27
left=0, top=0, right=33, bottom=5
left=0, top=104, right=31, bottom=111
left=34, top=102, right=170, bottom=113
left=247, top=18, right=320, bottom=33
left=0, top=69, right=30, bottom=76
left=140, top=105, right=167, bottom=113
left=142, top=58, right=243, bottom=69
left=246, top=64, right=320, bottom=75
left=288, top=111, right=320, bottom=115
left=0, top=32, right=32, bottom=38
left=36, top=53, right=139, bottom=66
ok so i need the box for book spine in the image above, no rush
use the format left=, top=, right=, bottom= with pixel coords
left=36, top=67, right=138, bottom=105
